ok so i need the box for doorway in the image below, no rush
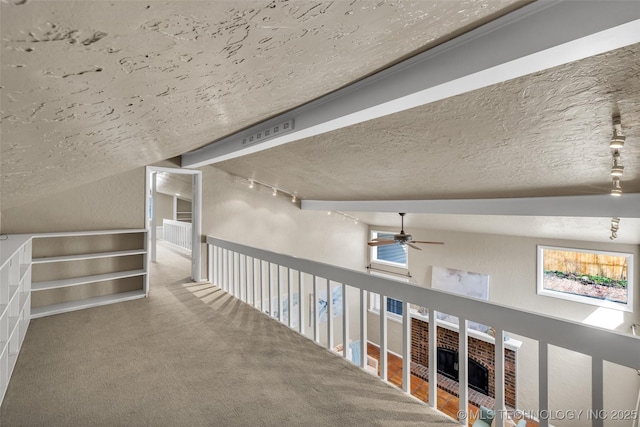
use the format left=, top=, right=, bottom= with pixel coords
left=145, top=166, right=203, bottom=283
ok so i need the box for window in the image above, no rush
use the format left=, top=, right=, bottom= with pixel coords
left=370, top=231, right=407, bottom=268
left=386, top=297, right=403, bottom=316
left=537, top=245, right=634, bottom=312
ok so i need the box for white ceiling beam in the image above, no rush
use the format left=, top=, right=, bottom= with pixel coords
left=182, top=1, right=640, bottom=168
left=301, top=194, right=640, bottom=219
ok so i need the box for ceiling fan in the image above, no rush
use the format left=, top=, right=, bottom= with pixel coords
left=368, top=213, right=444, bottom=251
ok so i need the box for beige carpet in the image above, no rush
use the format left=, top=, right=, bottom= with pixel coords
left=1, top=242, right=458, bottom=426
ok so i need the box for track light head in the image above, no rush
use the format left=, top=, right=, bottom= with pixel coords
left=610, top=116, right=625, bottom=149
left=248, top=179, right=254, bottom=189
left=291, top=195, right=297, bottom=203
left=611, top=151, right=624, bottom=176
left=610, top=178, right=622, bottom=196
left=610, top=129, right=626, bottom=149
left=272, top=187, right=277, bottom=196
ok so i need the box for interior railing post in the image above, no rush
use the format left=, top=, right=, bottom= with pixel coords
left=267, top=263, right=272, bottom=316
left=218, top=247, right=222, bottom=289
left=239, top=254, right=244, bottom=302
left=313, top=275, right=319, bottom=343
left=360, top=288, right=368, bottom=370
left=277, top=266, right=282, bottom=323
left=592, top=357, right=604, bottom=427
left=225, top=249, right=230, bottom=293
left=298, top=271, right=305, bottom=335
left=539, top=341, right=549, bottom=427
left=250, top=257, right=255, bottom=308
left=236, top=252, right=241, bottom=299
left=342, top=283, right=349, bottom=359
left=458, top=317, right=469, bottom=425
left=207, top=244, right=214, bottom=283
left=495, top=327, right=506, bottom=426
left=402, top=299, right=411, bottom=393
left=288, top=268, right=293, bottom=328
left=428, top=308, right=437, bottom=408
left=327, top=280, right=333, bottom=349
left=260, top=260, right=265, bottom=313
left=380, top=294, right=388, bottom=381
left=244, top=255, right=249, bottom=303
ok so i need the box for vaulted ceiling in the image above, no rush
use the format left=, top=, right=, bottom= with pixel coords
left=2, top=1, right=639, bottom=243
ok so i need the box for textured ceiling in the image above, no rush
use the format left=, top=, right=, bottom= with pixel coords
left=156, top=172, right=192, bottom=201
left=215, top=43, right=640, bottom=200
left=2, top=1, right=638, bottom=244
left=0, top=0, right=525, bottom=209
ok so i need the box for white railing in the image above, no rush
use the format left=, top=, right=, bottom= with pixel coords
left=163, top=219, right=192, bottom=252
left=206, top=236, right=640, bottom=427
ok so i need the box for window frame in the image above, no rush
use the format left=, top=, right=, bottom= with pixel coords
left=369, top=230, right=408, bottom=269
left=536, top=245, right=634, bottom=312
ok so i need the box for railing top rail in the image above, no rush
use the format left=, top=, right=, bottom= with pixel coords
left=207, top=235, right=640, bottom=371
left=163, top=219, right=192, bottom=227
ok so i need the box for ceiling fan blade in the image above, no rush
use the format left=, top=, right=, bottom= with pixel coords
left=406, top=242, right=422, bottom=251
left=410, top=241, right=445, bottom=245
left=367, top=240, right=396, bottom=247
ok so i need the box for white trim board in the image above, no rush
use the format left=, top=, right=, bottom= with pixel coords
left=301, top=194, right=640, bottom=219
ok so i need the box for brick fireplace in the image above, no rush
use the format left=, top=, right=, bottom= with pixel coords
left=410, top=316, right=517, bottom=407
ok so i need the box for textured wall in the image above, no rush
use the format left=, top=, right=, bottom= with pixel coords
left=155, top=192, right=174, bottom=225
left=1, top=167, right=144, bottom=233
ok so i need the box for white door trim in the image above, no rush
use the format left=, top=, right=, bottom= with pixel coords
left=145, top=166, right=203, bottom=283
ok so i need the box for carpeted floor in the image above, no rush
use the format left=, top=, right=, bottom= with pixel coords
left=1, top=242, right=459, bottom=426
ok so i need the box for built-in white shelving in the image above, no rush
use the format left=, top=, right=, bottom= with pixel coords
left=30, top=229, right=148, bottom=318
left=0, top=234, right=32, bottom=406
left=0, top=229, right=149, bottom=407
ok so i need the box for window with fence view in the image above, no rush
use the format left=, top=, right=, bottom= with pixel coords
left=537, top=245, right=633, bottom=311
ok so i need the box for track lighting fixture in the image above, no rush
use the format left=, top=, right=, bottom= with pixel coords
left=610, top=116, right=625, bottom=149
left=610, top=177, right=622, bottom=196
left=610, top=217, right=620, bottom=240
left=611, top=151, right=624, bottom=177
left=243, top=176, right=302, bottom=206
left=326, top=210, right=359, bottom=223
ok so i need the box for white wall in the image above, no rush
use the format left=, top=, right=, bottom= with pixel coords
left=366, top=224, right=640, bottom=426
left=155, top=192, right=175, bottom=226
left=2, top=167, right=145, bottom=233
left=201, top=165, right=368, bottom=348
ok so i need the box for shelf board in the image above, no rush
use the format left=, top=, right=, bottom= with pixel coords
left=8, top=353, right=17, bottom=374
left=31, top=290, right=146, bottom=319
left=19, top=293, right=30, bottom=312
left=20, top=264, right=31, bottom=281
left=32, top=249, right=146, bottom=264
left=8, top=316, right=19, bottom=338
left=31, top=229, right=148, bottom=239
left=32, top=269, right=146, bottom=291
left=8, top=286, right=19, bottom=306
